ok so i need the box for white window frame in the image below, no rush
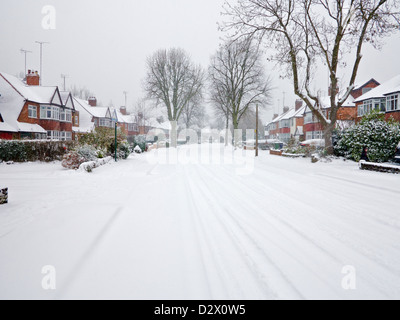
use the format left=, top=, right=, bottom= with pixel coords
left=28, top=105, right=37, bottom=118
left=74, top=115, right=79, bottom=126
left=386, top=94, right=399, bottom=112
left=40, top=105, right=60, bottom=120
left=304, top=112, right=314, bottom=124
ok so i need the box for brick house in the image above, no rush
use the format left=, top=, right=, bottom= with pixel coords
left=265, top=101, right=305, bottom=143
left=73, top=98, right=139, bottom=138
left=354, top=75, right=400, bottom=122
left=0, top=71, right=75, bottom=140
left=303, top=79, right=380, bottom=140
left=113, top=108, right=139, bottom=137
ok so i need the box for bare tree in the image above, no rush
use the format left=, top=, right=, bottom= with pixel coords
left=209, top=38, right=272, bottom=142
left=223, top=0, right=400, bottom=152
left=131, top=98, right=156, bottom=131
left=69, top=85, right=94, bottom=100
left=180, top=96, right=205, bottom=129
left=144, top=48, right=204, bottom=146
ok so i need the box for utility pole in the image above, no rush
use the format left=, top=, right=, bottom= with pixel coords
left=35, top=41, right=50, bottom=86
left=20, top=49, right=32, bottom=76
left=256, top=104, right=259, bottom=157
left=61, top=74, right=69, bottom=91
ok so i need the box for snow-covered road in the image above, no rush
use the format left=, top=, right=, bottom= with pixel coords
left=0, top=145, right=399, bottom=300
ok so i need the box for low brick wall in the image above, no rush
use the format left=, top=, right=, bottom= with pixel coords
left=270, top=150, right=283, bottom=156
left=0, top=188, right=8, bottom=205
left=360, top=161, right=400, bottom=174
left=282, top=153, right=305, bottom=158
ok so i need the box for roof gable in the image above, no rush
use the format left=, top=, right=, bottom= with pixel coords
left=354, top=75, right=400, bottom=103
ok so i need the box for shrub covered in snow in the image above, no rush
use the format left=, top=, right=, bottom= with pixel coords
left=76, top=144, right=98, bottom=162
left=62, top=151, right=86, bottom=170
left=77, top=127, right=127, bottom=154
left=134, top=145, right=142, bottom=154
left=0, top=140, right=74, bottom=162
left=118, top=141, right=131, bottom=160
left=335, top=111, right=400, bottom=163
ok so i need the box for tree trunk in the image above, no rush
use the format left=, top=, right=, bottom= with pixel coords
left=324, top=124, right=334, bottom=155
left=170, top=121, right=178, bottom=148
left=225, top=115, right=229, bottom=147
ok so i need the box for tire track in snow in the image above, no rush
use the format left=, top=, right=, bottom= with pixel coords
left=195, top=163, right=398, bottom=298
left=181, top=166, right=267, bottom=299
left=184, top=165, right=301, bottom=299
left=55, top=207, right=124, bottom=299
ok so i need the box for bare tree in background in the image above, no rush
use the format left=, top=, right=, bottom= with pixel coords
left=69, top=85, right=94, bottom=100
left=209, top=38, right=272, bottom=145
left=144, top=48, right=204, bottom=147
left=180, top=96, right=206, bottom=129
left=223, top=0, right=400, bottom=153
left=132, top=99, right=156, bottom=133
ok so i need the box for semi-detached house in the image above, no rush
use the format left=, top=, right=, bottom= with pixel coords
left=0, top=71, right=76, bottom=140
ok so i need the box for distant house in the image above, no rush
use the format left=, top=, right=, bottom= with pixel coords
left=113, top=108, right=139, bottom=137
left=0, top=71, right=75, bottom=140
left=354, top=75, right=400, bottom=122
left=265, top=100, right=305, bottom=143
left=73, top=98, right=139, bottom=138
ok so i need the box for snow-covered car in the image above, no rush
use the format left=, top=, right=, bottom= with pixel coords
left=301, top=139, right=325, bottom=148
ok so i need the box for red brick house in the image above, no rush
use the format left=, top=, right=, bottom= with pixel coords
left=354, top=75, right=400, bottom=122
left=303, top=79, right=380, bottom=140
left=0, top=71, right=75, bottom=140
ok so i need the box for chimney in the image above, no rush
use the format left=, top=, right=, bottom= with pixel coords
left=283, top=106, right=290, bottom=114
left=120, top=106, right=127, bottom=115
left=88, top=97, right=97, bottom=107
left=26, top=70, right=40, bottom=86
left=273, top=114, right=279, bottom=120
left=295, top=99, right=303, bottom=111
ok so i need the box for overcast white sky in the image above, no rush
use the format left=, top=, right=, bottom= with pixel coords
left=1, top=0, right=400, bottom=123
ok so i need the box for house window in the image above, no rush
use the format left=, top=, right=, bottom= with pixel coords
left=306, top=132, right=313, bottom=140
left=28, top=105, right=37, bottom=118
left=60, top=109, right=66, bottom=122
left=386, top=94, right=399, bottom=112
left=66, top=110, right=72, bottom=123
left=362, top=87, right=372, bottom=95
left=304, top=112, right=314, bottom=124
left=47, top=131, right=60, bottom=140
left=40, top=106, right=60, bottom=120
left=279, top=119, right=290, bottom=128
left=363, top=100, right=373, bottom=115
left=74, top=115, right=79, bottom=126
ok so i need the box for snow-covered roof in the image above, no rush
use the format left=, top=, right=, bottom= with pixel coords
left=112, top=109, right=136, bottom=124
left=146, top=118, right=172, bottom=131
left=0, top=73, right=27, bottom=132
left=354, top=75, right=400, bottom=103
left=72, top=98, right=96, bottom=133
left=16, top=122, right=46, bottom=134
left=0, top=72, right=61, bottom=105
left=294, top=106, right=306, bottom=117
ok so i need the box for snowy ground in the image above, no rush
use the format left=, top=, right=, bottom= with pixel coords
left=0, top=144, right=399, bottom=300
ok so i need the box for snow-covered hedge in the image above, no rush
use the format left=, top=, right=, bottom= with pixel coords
left=0, top=140, right=75, bottom=162
left=79, top=156, right=113, bottom=173
left=335, top=111, right=400, bottom=163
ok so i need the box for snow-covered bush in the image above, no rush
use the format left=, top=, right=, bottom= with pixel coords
left=62, top=151, right=86, bottom=170
left=76, top=144, right=98, bottom=161
left=134, top=145, right=142, bottom=154
left=118, top=141, right=131, bottom=159
left=335, top=111, right=400, bottom=163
